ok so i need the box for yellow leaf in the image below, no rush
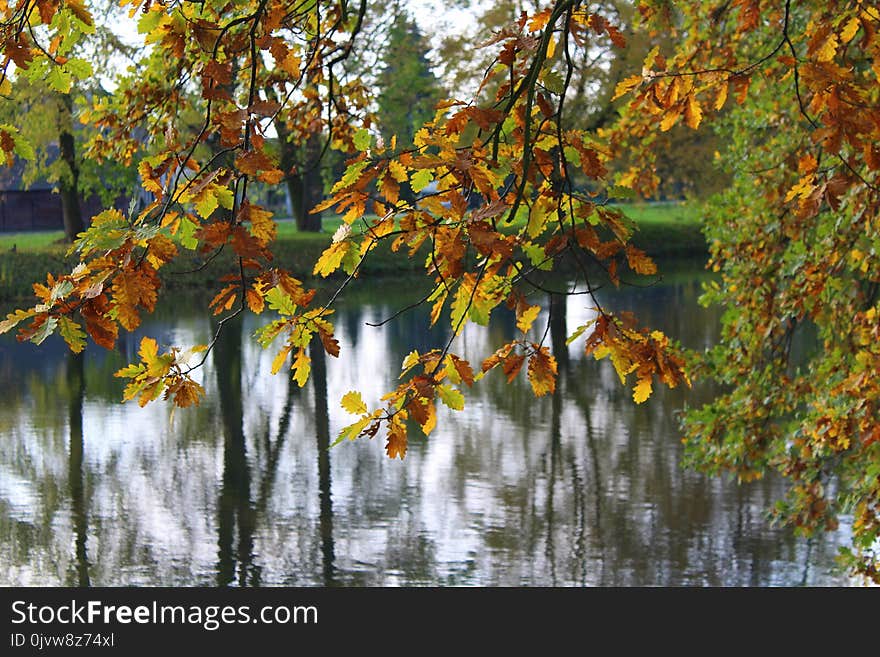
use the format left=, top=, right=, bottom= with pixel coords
left=194, top=189, right=219, bottom=219
left=840, top=16, right=860, bottom=44
left=401, top=349, right=420, bottom=375
left=271, top=344, right=291, bottom=375
left=313, top=241, right=348, bottom=277
left=341, top=390, right=368, bottom=415
left=528, top=8, right=552, bottom=32
left=244, top=202, right=275, bottom=245
left=714, top=81, right=728, bottom=111
left=816, top=32, right=838, bottom=62
left=612, top=74, right=643, bottom=101
left=527, top=196, right=555, bottom=238
left=339, top=416, right=371, bottom=442
left=684, top=95, right=702, bottom=130
left=660, top=107, right=681, bottom=132
left=785, top=174, right=816, bottom=203
left=633, top=376, right=653, bottom=404
left=139, top=336, right=158, bottom=367
left=291, top=347, right=310, bottom=387
left=430, top=289, right=447, bottom=326
left=388, top=160, right=408, bottom=183
left=516, top=304, right=541, bottom=333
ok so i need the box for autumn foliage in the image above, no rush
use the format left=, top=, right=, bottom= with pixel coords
left=1, top=0, right=879, bottom=580
left=608, top=0, right=880, bottom=581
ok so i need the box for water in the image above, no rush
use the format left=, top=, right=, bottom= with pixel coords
left=0, top=266, right=854, bottom=586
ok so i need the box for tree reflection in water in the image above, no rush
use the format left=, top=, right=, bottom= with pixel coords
left=0, top=274, right=857, bottom=586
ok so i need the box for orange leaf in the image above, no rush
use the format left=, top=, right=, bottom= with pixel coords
left=386, top=418, right=408, bottom=459
left=246, top=287, right=264, bottom=314
left=625, top=245, right=657, bottom=275
left=527, top=346, right=557, bottom=397
left=82, top=297, right=117, bottom=350
left=318, top=326, right=340, bottom=357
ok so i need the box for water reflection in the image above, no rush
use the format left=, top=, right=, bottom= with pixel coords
left=215, top=314, right=258, bottom=587
left=310, top=339, right=336, bottom=586
left=0, top=270, right=855, bottom=586
left=66, top=351, right=89, bottom=586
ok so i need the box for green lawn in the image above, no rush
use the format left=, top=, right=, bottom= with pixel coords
left=619, top=201, right=701, bottom=225
left=0, top=230, right=67, bottom=252
left=0, top=202, right=702, bottom=254
left=0, top=203, right=706, bottom=301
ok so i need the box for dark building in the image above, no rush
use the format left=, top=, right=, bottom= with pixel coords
left=0, top=155, right=105, bottom=233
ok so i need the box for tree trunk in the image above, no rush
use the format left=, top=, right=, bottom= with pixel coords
left=549, top=292, right=569, bottom=372
left=66, top=350, right=90, bottom=587
left=278, top=127, right=323, bottom=232
left=56, top=93, right=84, bottom=242
left=273, top=72, right=324, bottom=233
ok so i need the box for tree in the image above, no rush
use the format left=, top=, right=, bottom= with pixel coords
left=0, top=0, right=877, bottom=581
left=607, top=0, right=880, bottom=581
left=375, top=12, right=442, bottom=150
left=0, top=1, right=133, bottom=241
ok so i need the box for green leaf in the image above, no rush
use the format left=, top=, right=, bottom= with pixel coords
left=58, top=317, right=86, bottom=353
left=437, top=384, right=465, bottom=410
left=46, top=66, right=72, bottom=93
left=9, top=131, right=35, bottom=160
left=254, top=319, right=286, bottom=348
left=49, top=279, right=74, bottom=303
left=64, top=58, right=93, bottom=80
left=333, top=160, right=369, bottom=191
left=114, top=363, right=146, bottom=379
left=353, top=128, right=371, bottom=151
left=31, top=317, right=59, bottom=346
left=541, top=70, right=565, bottom=94
left=522, top=242, right=553, bottom=270
left=341, top=241, right=360, bottom=275
left=266, top=286, right=296, bottom=316
left=565, top=322, right=592, bottom=346
left=138, top=8, right=163, bottom=35
left=177, top=216, right=199, bottom=250
left=411, top=169, right=433, bottom=193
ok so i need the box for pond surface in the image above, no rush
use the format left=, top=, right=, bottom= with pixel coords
left=0, top=265, right=854, bottom=586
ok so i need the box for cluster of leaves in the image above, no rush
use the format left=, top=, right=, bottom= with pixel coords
left=309, top=3, right=689, bottom=457
left=1, top=1, right=688, bottom=453
left=5, top=0, right=878, bottom=581
left=0, top=0, right=95, bottom=163
left=610, top=0, right=880, bottom=581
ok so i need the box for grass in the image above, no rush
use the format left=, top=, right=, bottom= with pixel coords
left=621, top=201, right=702, bottom=225
left=0, top=203, right=705, bottom=300
left=0, top=230, right=67, bottom=253
left=0, top=202, right=701, bottom=251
